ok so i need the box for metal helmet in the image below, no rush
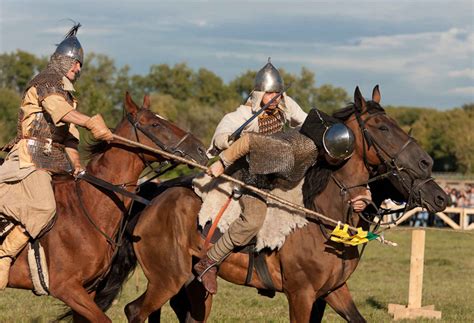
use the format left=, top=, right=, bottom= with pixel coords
left=54, top=23, right=84, bottom=65
left=322, top=123, right=355, bottom=160
left=254, top=57, right=284, bottom=92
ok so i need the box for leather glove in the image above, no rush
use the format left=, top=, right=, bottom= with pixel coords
left=84, top=114, right=114, bottom=141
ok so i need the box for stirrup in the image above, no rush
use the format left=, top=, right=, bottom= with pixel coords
left=196, top=264, right=216, bottom=282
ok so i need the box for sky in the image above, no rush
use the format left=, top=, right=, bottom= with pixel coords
left=0, top=0, right=473, bottom=109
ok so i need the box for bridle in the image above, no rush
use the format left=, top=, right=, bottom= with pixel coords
left=328, top=106, right=432, bottom=228
left=352, top=108, right=431, bottom=210
left=126, top=110, right=197, bottom=164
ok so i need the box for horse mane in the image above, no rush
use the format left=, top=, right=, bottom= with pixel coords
left=332, top=101, right=385, bottom=121
left=302, top=160, right=337, bottom=210
left=84, top=139, right=109, bottom=160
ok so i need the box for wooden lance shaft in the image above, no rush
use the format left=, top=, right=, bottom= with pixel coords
left=112, top=134, right=357, bottom=231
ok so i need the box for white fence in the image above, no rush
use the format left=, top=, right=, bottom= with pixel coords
left=382, top=206, right=474, bottom=230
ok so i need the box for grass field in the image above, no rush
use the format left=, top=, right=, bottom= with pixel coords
left=0, top=229, right=473, bottom=322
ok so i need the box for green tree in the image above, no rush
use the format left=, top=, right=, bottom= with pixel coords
left=0, top=88, right=21, bottom=146
left=0, top=50, right=46, bottom=93
left=313, top=84, right=349, bottom=115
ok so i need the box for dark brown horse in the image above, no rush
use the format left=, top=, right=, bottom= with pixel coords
left=100, top=86, right=448, bottom=322
left=2, top=92, right=208, bottom=322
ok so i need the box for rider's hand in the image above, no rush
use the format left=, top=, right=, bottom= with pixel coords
left=349, top=194, right=371, bottom=212
left=207, top=160, right=225, bottom=177
left=73, top=165, right=85, bottom=177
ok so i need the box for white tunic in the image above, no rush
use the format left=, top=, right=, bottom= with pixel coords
left=208, top=91, right=307, bottom=157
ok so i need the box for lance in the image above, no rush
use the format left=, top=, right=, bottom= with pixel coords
left=112, top=134, right=358, bottom=231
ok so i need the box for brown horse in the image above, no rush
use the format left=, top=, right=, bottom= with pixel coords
left=2, top=92, right=208, bottom=322
left=100, top=86, right=448, bottom=322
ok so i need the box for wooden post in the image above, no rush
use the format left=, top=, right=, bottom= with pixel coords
left=388, top=230, right=442, bottom=320
left=408, top=230, right=424, bottom=309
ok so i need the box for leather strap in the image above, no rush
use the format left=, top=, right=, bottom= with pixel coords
left=76, top=171, right=150, bottom=205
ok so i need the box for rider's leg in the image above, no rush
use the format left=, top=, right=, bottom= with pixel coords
left=194, top=194, right=266, bottom=294
left=0, top=225, right=29, bottom=289
left=0, top=170, right=55, bottom=289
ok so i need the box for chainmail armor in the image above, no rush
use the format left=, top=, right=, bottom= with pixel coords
left=1, top=54, right=76, bottom=171
left=24, top=112, right=73, bottom=174
left=248, top=129, right=318, bottom=182
left=25, top=54, right=76, bottom=104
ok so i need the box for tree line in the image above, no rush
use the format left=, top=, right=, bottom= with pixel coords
left=0, top=50, right=472, bottom=173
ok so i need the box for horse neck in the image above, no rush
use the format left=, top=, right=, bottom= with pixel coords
left=314, top=155, right=370, bottom=223
left=88, top=145, right=146, bottom=186
left=80, top=143, right=147, bottom=235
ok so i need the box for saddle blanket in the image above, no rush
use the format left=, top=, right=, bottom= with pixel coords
left=193, top=173, right=308, bottom=251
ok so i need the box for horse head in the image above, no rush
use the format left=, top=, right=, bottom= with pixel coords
left=344, top=86, right=447, bottom=213
left=115, top=92, right=208, bottom=166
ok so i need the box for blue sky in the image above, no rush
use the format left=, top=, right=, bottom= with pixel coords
left=1, top=0, right=472, bottom=109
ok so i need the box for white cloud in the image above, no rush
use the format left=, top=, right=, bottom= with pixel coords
left=448, top=69, right=474, bottom=79
left=447, top=87, right=474, bottom=95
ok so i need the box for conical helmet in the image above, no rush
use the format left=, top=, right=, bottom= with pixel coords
left=54, top=23, right=84, bottom=65
left=254, top=58, right=284, bottom=92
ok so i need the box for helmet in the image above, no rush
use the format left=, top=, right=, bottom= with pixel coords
left=54, top=23, right=84, bottom=65
left=322, top=123, right=355, bottom=160
left=254, top=57, right=284, bottom=92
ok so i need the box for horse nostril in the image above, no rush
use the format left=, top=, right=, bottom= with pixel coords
left=419, top=159, right=431, bottom=170
left=435, top=195, right=446, bottom=207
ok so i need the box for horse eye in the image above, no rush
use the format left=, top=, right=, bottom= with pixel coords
left=379, top=125, right=389, bottom=131
left=152, top=123, right=160, bottom=128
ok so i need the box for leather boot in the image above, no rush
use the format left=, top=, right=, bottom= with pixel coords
left=0, top=226, right=29, bottom=290
left=193, top=255, right=218, bottom=294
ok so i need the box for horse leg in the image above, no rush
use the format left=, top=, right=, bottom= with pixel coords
left=168, top=286, right=191, bottom=322
left=71, top=291, right=98, bottom=323
left=324, top=283, right=366, bottom=323
left=286, top=289, right=317, bottom=323
left=125, top=281, right=185, bottom=323
left=147, top=308, right=161, bottom=323
left=54, top=284, right=111, bottom=323
left=309, top=297, right=327, bottom=323
left=184, top=278, right=213, bottom=322
left=147, top=289, right=187, bottom=323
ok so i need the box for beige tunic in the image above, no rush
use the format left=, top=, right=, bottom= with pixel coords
left=0, top=77, right=79, bottom=237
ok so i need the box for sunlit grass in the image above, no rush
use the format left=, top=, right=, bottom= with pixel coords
left=0, top=229, right=472, bottom=322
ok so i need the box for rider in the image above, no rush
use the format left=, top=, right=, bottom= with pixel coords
left=0, top=23, right=113, bottom=290
left=194, top=62, right=371, bottom=295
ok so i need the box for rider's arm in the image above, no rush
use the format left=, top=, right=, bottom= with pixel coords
left=207, top=134, right=251, bottom=177
left=284, top=95, right=308, bottom=127
left=42, top=94, right=112, bottom=141
left=61, top=109, right=90, bottom=127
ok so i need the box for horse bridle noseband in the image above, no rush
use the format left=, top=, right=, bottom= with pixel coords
left=127, top=111, right=194, bottom=161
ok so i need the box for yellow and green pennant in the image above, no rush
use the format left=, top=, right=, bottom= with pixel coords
left=330, top=222, right=379, bottom=246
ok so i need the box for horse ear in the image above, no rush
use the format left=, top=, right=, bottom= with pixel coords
left=372, top=85, right=381, bottom=103
left=354, top=86, right=366, bottom=112
left=125, top=91, right=139, bottom=115
left=143, top=94, right=151, bottom=110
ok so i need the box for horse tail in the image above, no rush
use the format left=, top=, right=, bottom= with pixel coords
left=92, top=214, right=140, bottom=312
